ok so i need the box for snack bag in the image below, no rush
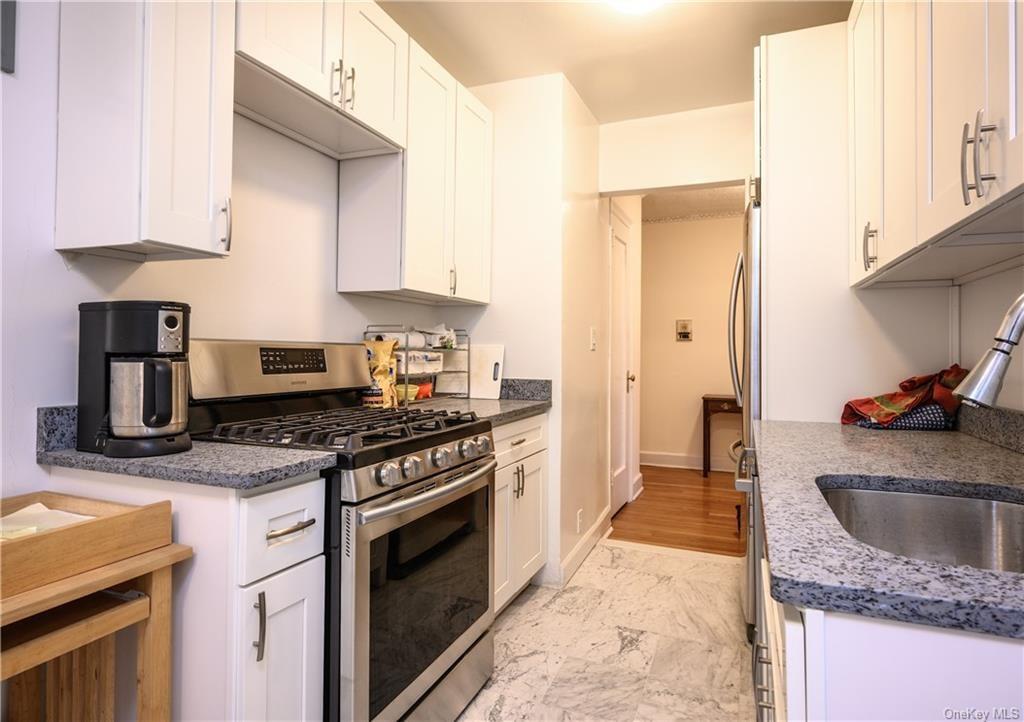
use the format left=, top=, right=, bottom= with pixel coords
left=364, top=339, right=399, bottom=409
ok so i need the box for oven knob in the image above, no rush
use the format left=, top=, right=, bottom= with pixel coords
left=431, top=447, right=452, bottom=468
left=376, top=461, right=402, bottom=487
left=458, top=439, right=479, bottom=459
left=402, top=455, right=424, bottom=478
left=475, top=435, right=493, bottom=454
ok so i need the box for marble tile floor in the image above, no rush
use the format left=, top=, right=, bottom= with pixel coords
left=459, top=538, right=755, bottom=722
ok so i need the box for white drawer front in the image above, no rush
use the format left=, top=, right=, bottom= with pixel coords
left=493, top=415, right=548, bottom=470
left=239, top=479, right=325, bottom=586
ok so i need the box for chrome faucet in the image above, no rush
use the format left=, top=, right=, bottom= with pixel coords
left=954, top=291, right=1024, bottom=408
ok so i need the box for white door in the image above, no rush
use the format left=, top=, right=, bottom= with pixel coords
left=849, top=0, right=881, bottom=283
left=987, top=0, right=1024, bottom=196
left=493, top=464, right=514, bottom=610
left=917, top=1, right=991, bottom=240
left=235, top=0, right=344, bottom=104
left=880, top=2, right=918, bottom=266
left=452, top=85, right=494, bottom=303
left=341, top=1, right=409, bottom=146
left=403, top=40, right=457, bottom=297
left=511, top=452, right=546, bottom=583
left=238, top=556, right=325, bottom=722
left=143, top=0, right=235, bottom=256
left=610, top=208, right=632, bottom=515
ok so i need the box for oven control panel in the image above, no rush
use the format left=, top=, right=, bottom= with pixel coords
left=260, top=347, right=327, bottom=375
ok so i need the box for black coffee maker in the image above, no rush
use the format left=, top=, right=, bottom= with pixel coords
left=77, top=301, right=193, bottom=457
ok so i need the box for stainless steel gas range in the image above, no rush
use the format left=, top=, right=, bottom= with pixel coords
left=188, top=339, right=496, bottom=721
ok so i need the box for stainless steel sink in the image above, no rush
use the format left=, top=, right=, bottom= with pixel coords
left=820, top=487, right=1024, bottom=573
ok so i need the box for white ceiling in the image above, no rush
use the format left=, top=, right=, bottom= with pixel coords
left=381, top=0, right=851, bottom=123
left=641, top=184, right=746, bottom=222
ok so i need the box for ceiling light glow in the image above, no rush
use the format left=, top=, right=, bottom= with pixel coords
left=607, top=0, right=667, bottom=15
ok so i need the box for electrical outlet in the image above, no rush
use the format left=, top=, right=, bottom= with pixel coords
left=589, top=327, right=598, bottom=351
left=576, top=509, right=583, bottom=534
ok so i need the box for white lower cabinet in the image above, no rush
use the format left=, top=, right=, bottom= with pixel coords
left=493, top=415, right=549, bottom=611
left=237, top=555, right=325, bottom=722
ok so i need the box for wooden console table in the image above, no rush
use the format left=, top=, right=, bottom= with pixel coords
left=1, top=543, right=193, bottom=720
left=702, top=394, right=741, bottom=477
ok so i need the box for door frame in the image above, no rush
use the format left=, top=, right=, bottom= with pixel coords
left=607, top=197, right=641, bottom=515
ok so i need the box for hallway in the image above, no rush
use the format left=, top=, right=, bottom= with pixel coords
left=459, top=540, right=753, bottom=721
left=609, top=466, right=748, bottom=556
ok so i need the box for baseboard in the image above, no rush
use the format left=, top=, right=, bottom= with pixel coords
left=639, top=450, right=734, bottom=473
left=559, top=505, right=611, bottom=585
left=630, top=472, right=644, bottom=501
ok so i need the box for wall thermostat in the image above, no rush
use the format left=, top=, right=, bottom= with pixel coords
left=676, top=319, right=692, bottom=342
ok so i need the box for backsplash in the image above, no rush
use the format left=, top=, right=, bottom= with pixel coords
left=957, top=404, right=1024, bottom=455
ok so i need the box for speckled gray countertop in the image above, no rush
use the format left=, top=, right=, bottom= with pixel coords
left=37, top=398, right=549, bottom=490
left=755, top=420, right=1024, bottom=638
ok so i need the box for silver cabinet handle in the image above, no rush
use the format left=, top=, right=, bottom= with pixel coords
left=513, top=465, right=521, bottom=498
left=345, top=67, right=356, bottom=109
left=266, top=517, right=315, bottom=541
left=727, top=252, right=744, bottom=406
left=962, top=121, right=974, bottom=205
left=862, top=222, right=878, bottom=271
left=510, top=438, right=527, bottom=447
left=972, top=108, right=998, bottom=198
left=331, top=59, right=343, bottom=104
left=453, top=267, right=458, bottom=296
left=518, top=464, right=525, bottom=497
left=253, top=590, right=266, bottom=662
left=450, top=268, right=456, bottom=296
left=221, top=198, right=232, bottom=251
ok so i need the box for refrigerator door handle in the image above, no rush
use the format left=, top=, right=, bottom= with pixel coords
left=728, top=252, right=745, bottom=406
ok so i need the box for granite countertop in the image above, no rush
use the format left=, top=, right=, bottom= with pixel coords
left=755, top=420, right=1024, bottom=638
left=36, top=396, right=550, bottom=490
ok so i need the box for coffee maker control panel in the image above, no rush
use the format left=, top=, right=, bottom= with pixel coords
left=157, top=309, right=184, bottom=353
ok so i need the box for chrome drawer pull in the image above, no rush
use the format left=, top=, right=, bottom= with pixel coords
left=253, top=591, right=267, bottom=661
left=510, top=438, right=527, bottom=447
left=266, top=517, right=315, bottom=541
left=972, top=108, right=998, bottom=198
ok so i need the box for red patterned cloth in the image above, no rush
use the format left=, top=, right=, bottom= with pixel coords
left=841, top=365, right=970, bottom=427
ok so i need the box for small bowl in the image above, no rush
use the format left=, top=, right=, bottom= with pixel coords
left=395, top=384, right=419, bottom=402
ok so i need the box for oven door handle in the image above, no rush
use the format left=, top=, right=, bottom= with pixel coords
left=357, top=460, right=497, bottom=526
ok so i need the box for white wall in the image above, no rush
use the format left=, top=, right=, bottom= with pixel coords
left=960, top=268, right=1024, bottom=411
left=640, top=217, right=744, bottom=470
left=1, top=2, right=439, bottom=494
left=598, top=101, right=754, bottom=194
left=761, top=22, right=953, bottom=423
left=558, top=77, right=606, bottom=576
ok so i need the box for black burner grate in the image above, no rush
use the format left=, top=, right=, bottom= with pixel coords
left=210, top=407, right=480, bottom=452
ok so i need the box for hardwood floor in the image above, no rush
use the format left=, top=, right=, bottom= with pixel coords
left=609, top=466, right=748, bottom=556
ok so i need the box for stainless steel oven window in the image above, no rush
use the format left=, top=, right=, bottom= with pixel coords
left=339, top=460, right=496, bottom=721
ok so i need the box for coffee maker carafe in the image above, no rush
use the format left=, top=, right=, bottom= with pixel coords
left=77, top=301, right=192, bottom=457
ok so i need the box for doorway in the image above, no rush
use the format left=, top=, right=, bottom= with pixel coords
left=606, top=184, right=749, bottom=556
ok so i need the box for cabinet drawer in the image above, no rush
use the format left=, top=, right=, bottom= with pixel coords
left=493, top=415, right=548, bottom=469
left=238, top=479, right=324, bottom=586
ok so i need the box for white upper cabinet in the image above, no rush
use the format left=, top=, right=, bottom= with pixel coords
left=341, top=2, right=409, bottom=146
left=404, top=39, right=458, bottom=298
left=986, top=1, right=1024, bottom=198
left=452, top=85, right=495, bottom=304
left=235, top=0, right=344, bottom=104
left=55, top=1, right=235, bottom=260
left=848, top=0, right=882, bottom=284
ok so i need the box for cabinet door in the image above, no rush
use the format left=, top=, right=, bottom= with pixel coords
left=916, top=1, right=991, bottom=241
left=238, top=556, right=325, bottom=722
left=511, top=452, right=546, bottom=586
left=879, top=2, right=918, bottom=266
left=493, top=464, right=514, bottom=610
left=143, top=0, right=235, bottom=255
left=404, top=40, right=457, bottom=297
left=452, top=85, right=494, bottom=304
left=235, top=0, right=344, bottom=104
left=341, top=2, right=409, bottom=146
left=987, top=0, right=1024, bottom=196
left=849, top=0, right=882, bottom=284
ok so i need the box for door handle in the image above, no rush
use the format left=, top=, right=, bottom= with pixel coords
left=265, top=517, right=315, bottom=541
left=962, top=121, right=974, bottom=205
left=972, top=109, right=997, bottom=198
left=221, top=198, right=232, bottom=251
left=862, top=222, right=878, bottom=272
left=345, top=67, right=356, bottom=109
left=510, top=438, right=527, bottom=447
left=626, top=371, right=636, bottom=393
left=518, top=464, right=525, bottom=497
left=331, top=59, right=343, bottom=104
left=727, top=253, right=744, bottom=406
left=253, top=591, right=266, bottom=662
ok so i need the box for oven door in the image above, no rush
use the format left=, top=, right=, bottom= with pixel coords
left=339, top=458, right=496, bottom=721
